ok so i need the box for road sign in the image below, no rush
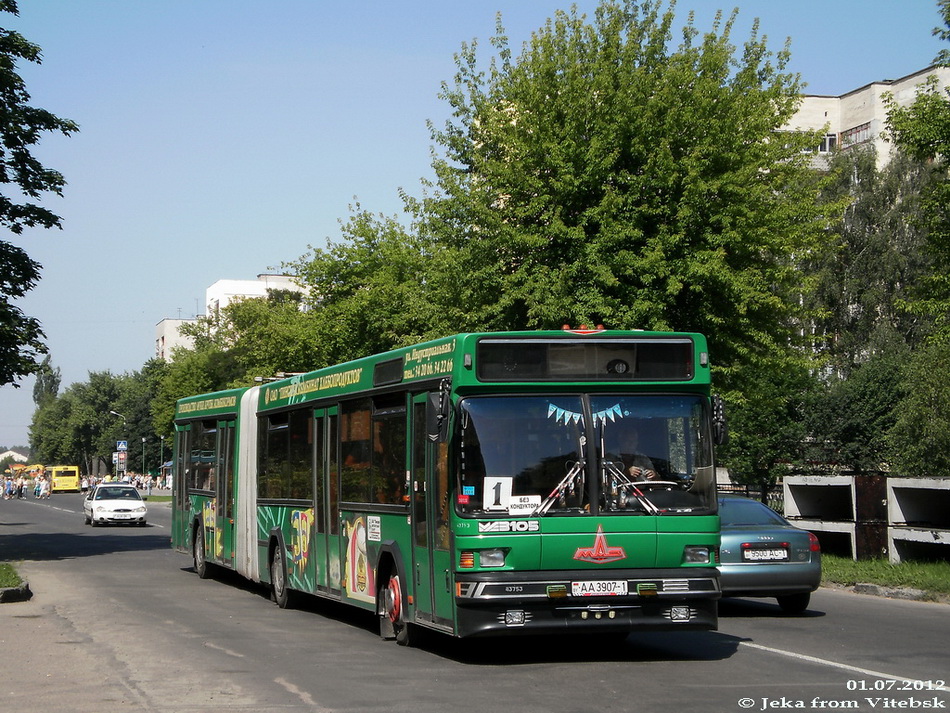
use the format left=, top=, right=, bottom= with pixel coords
left=117, top=440, right=128, bottom=451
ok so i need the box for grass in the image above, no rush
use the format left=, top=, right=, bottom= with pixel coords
left=0, top=562, right=22, bottom=588
left=822, top=554, right=950, bottom=597
left=144, top=495, right=171, bottom=503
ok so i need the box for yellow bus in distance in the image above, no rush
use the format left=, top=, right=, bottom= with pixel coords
left=49, top=465, right=81, bottom=492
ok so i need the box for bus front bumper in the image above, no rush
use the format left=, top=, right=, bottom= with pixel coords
left=453, top=568, right=720, bottom=638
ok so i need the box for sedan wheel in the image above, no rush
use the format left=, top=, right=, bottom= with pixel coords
left=777, top=592, right=810, bottom=614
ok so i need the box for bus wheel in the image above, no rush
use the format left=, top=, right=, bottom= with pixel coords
left=271, top=548, right=292, bottom=609
left=194, top=528, right=210, bottom=579
left=381, top=572, right=414, bottom=646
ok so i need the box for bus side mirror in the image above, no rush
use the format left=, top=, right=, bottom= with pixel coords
left=427, top=378, right=451, bottom=443
left=712, top=394, right=728, bottom=446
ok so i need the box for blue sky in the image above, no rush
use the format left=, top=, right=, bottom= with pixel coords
left=0, top=0, right=945, bottom=447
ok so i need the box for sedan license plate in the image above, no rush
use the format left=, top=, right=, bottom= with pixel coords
left=571, top=580, right=628, bottom=597
left=742, top=548, right=788, bottom=561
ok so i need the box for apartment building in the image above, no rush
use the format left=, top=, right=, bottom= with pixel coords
left=787, top=65, right=950, bottom=167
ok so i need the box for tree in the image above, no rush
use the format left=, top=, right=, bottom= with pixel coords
left=719, top=365, right=815, bottom=489
left=883, top=0, right=950, bottom=338
left=31, top=365, right=167, bottom=476
left=879, top=0, right=950, bottom=477
left=32, top=354, right=60, bottom=407
left=151, top=346, right=242, bottom=438
left=805, top=148, right=934, bottom=374
left=412, top=0, right=833, bottom=391
left=289, top=208, right=442, bottom=365
left=889, top=338, right=950, bottom=477
left=804, top=350, right=908, bottom=474
left=0, top=1, right=78, bottom=386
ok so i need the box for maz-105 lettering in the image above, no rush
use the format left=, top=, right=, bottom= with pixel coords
left=478, top=521, right=540, bottom=534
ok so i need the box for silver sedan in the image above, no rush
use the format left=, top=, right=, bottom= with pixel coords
left=718, top=495, right=821, bottom=613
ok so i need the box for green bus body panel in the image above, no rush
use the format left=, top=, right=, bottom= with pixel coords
left=454, top=515, right=719, bottom=571
left=175, top=387, right=248, bottom=420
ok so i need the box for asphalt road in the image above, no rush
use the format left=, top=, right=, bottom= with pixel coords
left=1, top=493, right=948, bottom=713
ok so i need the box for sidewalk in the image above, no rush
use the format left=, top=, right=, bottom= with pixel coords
left=0, top=563, right=147, bottom=711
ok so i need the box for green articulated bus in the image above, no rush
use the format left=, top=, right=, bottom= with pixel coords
left=171, top=329, right=727, bottom=644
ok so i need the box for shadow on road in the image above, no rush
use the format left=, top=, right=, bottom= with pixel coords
left=190, top=564, right=745, bottom=665
left=718, top=597, right=826, bottom=619
left=0, top=529, right=168, bottom=562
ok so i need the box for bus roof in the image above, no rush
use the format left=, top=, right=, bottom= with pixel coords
left=175, top=387, right=248, bottom=420
left=257, top=330, right=711, bottom=412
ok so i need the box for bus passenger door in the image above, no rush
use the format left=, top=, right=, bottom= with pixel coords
left=214, top=420, right=235, bottom=569
left=314, top=406, right=342, bottom=598
left=172, top=426, right=191, bottom=551
left=411, top=394, right=454, bottom=630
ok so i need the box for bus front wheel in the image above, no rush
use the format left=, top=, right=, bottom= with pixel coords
left=380, top=572, right=414, bottom=646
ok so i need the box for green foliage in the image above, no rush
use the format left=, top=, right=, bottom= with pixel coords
left=31, top=354, right=60, bottom=407
left=805, top=350, right=908, bottom=474
left=30, top=363, right=168, bottom=475
left=806, top=149, right=934, bottom=372
left=718, top=362, right=815, bottom=487
left=888, top=339, right=950, bottom=477
left=150, top=347, right=243, bottom=438
left=415, top=0, right=832, bottom=390
left=289, top=209, right=442, bottom=363
left=0, top=1, right=78, bottom=386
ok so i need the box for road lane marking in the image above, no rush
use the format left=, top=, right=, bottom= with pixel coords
left=274, top=677, right=335, bottom=712
left=739, top=641, right=948, bottom=690
left=204, top=641, right=245, bottom=658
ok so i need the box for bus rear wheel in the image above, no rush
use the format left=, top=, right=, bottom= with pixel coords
left=194, top=528, right=210, bottom=579
left=271, top=548, right=292, bottom=609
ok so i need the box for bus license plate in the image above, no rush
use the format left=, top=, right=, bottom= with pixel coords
left=571, top=580, right=628, bottom=597
left=743, top=548, right=788, bottom=561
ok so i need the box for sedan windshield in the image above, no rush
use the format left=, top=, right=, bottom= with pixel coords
left=719, top=498, right=787, bottom=527
left=94, top=487, right=142, bottom=501
left=458, top=394, right=716, bottom=516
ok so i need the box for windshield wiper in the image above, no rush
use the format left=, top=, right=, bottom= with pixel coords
left=601, top=459, right=661, bottom=514
left=532, top=459, right=586, bottom=516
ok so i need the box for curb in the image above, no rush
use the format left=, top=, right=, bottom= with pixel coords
left=0, top=580, right=32, bottom=603
left=851, top=582, right=934, bottom=602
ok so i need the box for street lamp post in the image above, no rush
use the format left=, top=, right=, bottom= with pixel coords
left=109, top=410, right=127, bottom=479
left=142, top=436, right=146, bottom=477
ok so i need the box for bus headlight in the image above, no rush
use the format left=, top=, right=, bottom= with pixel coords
left=478, top=549, right=507, bottom=568
left=683, top=546, right=712, bottom=564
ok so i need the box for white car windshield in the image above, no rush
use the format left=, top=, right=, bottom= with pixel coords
left=94, top=487, right=142, bottom=501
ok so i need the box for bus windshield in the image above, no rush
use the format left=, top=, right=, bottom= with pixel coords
left=457, top=394, right=716, bottom=516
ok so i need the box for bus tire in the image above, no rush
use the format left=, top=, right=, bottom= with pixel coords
left=380, top=571, right=414, bottom=646
left=271, top=547, right=292, bottom=609
left=194, top=527, right=211, bottom=579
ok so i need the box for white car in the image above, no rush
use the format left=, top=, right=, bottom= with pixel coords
left=83, top=483, right=148, bottom=527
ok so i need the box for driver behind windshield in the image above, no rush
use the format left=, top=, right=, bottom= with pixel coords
left=612, top=426, right=658, bottom=481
